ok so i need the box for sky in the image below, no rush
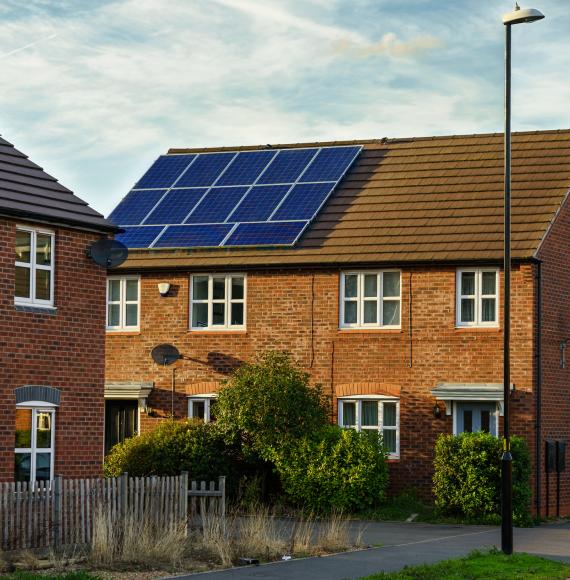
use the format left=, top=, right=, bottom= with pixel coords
left=0, top=0, right=568, bottom=217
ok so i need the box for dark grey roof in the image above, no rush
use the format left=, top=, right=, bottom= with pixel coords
left=0, top=135, right=117, bottom=232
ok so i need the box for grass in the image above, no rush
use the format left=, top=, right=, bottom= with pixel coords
left=361, top=549, right=570, bottom=579
left=2, top=574, right=98, bottom=580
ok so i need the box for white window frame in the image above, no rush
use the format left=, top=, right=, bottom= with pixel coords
left=338, top=396, right=400, bottom=458
left=456, top=268, right=499, bottom=328
left=452, top=402, right=500, bottom=437
left=106, top=276, right=140, bottom=331
left=190, top=274, right=246, bottom=331
left=188, top=394, right=218, bottom=423
left=15, top=226, right=55, bottom=307
left=14, top=405, right=56, bottom=484
left=339, top=271, right=401, bottom=329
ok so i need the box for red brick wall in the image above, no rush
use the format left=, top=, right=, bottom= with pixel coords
left=537, top=194, right=570, bottom=517
left=0, top=218, right=107, bottom=481
left=106, top=264, right=536, bottom=500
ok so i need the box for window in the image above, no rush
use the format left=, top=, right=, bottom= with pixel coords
left=15, top=407, right=55, bottom=483
left=340, top=271, right=401, bottom=329
left=107, top=276, right=140, bottom=331
left=454, top=403, right=498, bottom=436
left=188, top=396, right=217, bottom=423
left=456, top=269, right=499, bottom=327
left=15, top=227, right=55, bottom=306
left=338, top=398, right=400, bottom=458
left=190, top=274, right=246, bottom=330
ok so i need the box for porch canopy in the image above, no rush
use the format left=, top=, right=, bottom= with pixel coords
left=430, top=382, right=514, bottom=416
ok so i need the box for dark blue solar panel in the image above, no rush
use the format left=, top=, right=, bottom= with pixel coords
left=144, top=188, right=207, bottom=225
left=134, top=155, right=196, bottom=189
left=225, top=221, right=308, bottom=246
left=299, top=146, right=360, bottom=183
left=175, top=153, right=235, bottom=187
left=154, top=224, right=233, bottom=248
left=228, top=185, right=290, bottom=222
left=108, top=189, right=167, bottom=225
left=257, top=148, right=318, bottom=184
left=272, top=183, right=335, bottom=221
left=185, top=186, right=248, bottom=224
left=115, top=226, right=164, bottom=248
left=216, top=150, right=277, bottom=186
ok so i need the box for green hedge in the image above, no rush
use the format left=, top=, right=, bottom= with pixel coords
left=274, top=426, right=389, bottom=512
left=433, top=432, right=531, bottom=525
left=104, top=420, right=238, bottom=483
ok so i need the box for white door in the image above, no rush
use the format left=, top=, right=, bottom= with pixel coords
left=455, top=402, right=498, bottom=436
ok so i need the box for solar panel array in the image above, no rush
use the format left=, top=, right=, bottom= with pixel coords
left=110, top=145, right=362, bottom=249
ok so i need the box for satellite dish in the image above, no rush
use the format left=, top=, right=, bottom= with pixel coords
left=151, top=344, right=181, bottom=365
left=88, top=239, right=129, bottom=268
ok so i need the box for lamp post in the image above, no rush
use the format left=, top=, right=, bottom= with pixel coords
left=501, top=3, right=544, bottom=556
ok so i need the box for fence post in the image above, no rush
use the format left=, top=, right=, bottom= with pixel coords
left=120, top=472, right=129, bottom=522
left=180, top=472, right=188, bottom=536
left=53, top=475, right=62, bottom=552
left=218, top=476, right=226, bottom=518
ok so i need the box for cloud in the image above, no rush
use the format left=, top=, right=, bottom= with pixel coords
left=333, top=32, right=443, bottom=59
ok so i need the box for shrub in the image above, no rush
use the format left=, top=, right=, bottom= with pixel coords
left=274, top=426, right=389, bottom=512
left=104, top=420, right=236, bottom=483
left=215, top=351, right=329, bottom=460
left=433, top=432, right=532, bottom=525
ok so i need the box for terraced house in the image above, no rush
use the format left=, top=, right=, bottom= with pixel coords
left=105, top=130, right=570, bottom=516
left=0, top=135, right=116, bottom=482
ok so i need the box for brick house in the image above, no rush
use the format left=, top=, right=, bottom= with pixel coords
left=0, top=135, right=116, bottom=482
left=105, top=130, right=570, bottom=516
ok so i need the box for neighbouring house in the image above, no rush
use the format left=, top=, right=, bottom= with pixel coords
left=104, top=130, right=570, bottom=516
left=0, top=135, right=117, bottom=482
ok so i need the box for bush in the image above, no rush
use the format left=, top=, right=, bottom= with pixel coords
left=104, top=420, right=237, bottom=483
left=215, top=351, right=329, bottom=460
left=274, top=426, right=389, bottom=512
left=433, top=432, right=532, bottom=525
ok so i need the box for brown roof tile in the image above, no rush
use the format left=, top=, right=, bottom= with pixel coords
left=116, top=130, right=570, bottom=270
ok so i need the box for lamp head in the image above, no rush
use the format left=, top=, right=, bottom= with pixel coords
left=503, top=4, right=545, bottom=25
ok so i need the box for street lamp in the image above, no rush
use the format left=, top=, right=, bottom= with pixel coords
left=501, top=2, right=544, bottom=556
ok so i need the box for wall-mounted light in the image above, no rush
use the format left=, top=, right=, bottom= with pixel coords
left=158, top=282, right=171, bottom=296
left=433, top=403, right=442, bottom=419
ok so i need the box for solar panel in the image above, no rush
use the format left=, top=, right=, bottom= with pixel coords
left=185, top=186, right=248, bottom=224
left=224, top=221, right=308, bottom=246
left=144, top=188, right=208, bottom=225
left=108, top=189, right=167, bottom=225
left=215, top=150, right=277, bottom=186
left=175, top=153, right=235, bottom=187
left=228, top=185, right=290, bottom=222
left=108, top=145, right=362, bottom=249
left=134, top=155, right=196, bottom=189
left=115, top=226, right=164, bottom=248
left=154, top=224, right=233, bottom=248
left=272, top=183, right=335, bottom=221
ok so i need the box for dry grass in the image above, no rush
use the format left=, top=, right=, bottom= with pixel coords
left=198, top=506, right=360, bottom=565
left=90, top=507, right=186, bottom=569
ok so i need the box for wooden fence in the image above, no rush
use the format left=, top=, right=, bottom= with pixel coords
left=0, top=473, right=225, bottom=551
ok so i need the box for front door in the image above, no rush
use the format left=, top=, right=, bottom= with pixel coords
left=105, top=400, right=138, bottom=454
left=455, top=402, right=498, bottom=436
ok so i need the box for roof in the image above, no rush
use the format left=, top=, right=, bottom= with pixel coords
left=115, top=129, right=570, bottom=270
left=0, top=135, right=116, bottom=233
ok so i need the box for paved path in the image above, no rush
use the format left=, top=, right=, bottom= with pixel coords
left=170, top=520, right=570, bottom=580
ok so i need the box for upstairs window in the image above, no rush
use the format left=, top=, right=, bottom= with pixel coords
left=338, top=398, right=400, bottom=458
left=340, top=271, right=401, bottom=329
left=456, top=269, right=499, bottom=327
left=107, top=276, right=140, bottom=331
left=190, top=274, right=246, bottom=330
left=188, top=395, right=217, bottom=423
left=15, top=227, right=55, bottom=307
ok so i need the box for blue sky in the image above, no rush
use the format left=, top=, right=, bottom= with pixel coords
left=0, top=0, right=567, bottom=217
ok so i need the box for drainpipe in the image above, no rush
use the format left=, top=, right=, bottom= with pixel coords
left=535, top=260, right=542, bottom=520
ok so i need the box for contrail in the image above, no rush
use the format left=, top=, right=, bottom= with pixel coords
left=0, top=33, right=58, bottom=59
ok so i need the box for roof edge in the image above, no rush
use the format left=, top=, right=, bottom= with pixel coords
left=0, top=208, right=119, bottom=234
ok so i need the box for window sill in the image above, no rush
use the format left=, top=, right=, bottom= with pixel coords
left=455, top=326, right=500, bottom=332
left=337, top=328, right=402, bottom=334
left=14, top=304, right=57, bottom=315
left=188, top=330, right=247, bottom=336
left=106, top=330, right=141, bottom=335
